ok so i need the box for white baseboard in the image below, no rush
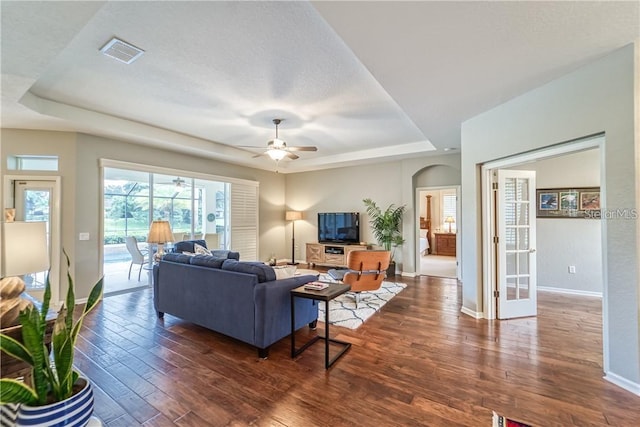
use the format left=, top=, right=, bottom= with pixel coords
left=604, top=371, right=640, bottom=396
left=461, top=306, right=483, bottom=319
left=538, top=286, right=602, bottom=298
left=400, top=271, right=418, bottom=278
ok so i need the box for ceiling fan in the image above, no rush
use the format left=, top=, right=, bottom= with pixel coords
left=163, top=177, right=189, bottom=193
left=241, top=119, right=318, bottom=161
left=172, top=177, right=186, bottom=189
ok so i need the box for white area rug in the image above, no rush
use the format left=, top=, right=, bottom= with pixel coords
left=317, top=279, right=407, bottom=329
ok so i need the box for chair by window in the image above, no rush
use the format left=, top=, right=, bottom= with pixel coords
left=203, top=233, right=219, bottom=250
left=172, top=232, right=186, bottom=243
left=125, top=236, right=148, bottom=281
left=328, top=250, right=391, bottom=307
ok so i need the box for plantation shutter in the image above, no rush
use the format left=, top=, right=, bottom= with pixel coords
left=230, top=182, right=259, bottom=260
left=442, top=192, right=457, bottom=232
left=443, top=193, right=456, bottom=218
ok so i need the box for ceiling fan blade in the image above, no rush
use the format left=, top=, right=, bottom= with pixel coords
left=252, top=152, right=267, bottom=158
left=285, top=152, right=299, bottom=160
left=238, top=145, right=266, bottom=150
left=287, top=146, right=318, bottom=152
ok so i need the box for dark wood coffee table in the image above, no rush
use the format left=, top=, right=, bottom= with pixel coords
left=290, top=282, right=351, bottom=369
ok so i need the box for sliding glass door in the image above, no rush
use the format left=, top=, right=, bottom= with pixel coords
left=103, top=168, right=229, bottom=294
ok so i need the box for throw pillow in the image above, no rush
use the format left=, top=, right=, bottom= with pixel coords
left=273, top=265, right=297, bottom=280
left=194, top=243, right=212, bottom=256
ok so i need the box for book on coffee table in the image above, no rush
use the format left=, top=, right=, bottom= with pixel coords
left=303, top=281, right=330, bottom=291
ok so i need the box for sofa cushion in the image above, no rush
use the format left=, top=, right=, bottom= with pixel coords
left=211, top=250, right=240, bottom=260
left=174, top=239, right=207, bottom=254
left=221, top=259, right=276, bottom=283
left=190, top=255, right=226, bottom=269
left=162, top=253, right=193, bottom=264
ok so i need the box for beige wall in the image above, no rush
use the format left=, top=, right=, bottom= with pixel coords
left=284, top=154, right=461, bottom=273
left=1, top=130, right=289, bottom=299
left=1, top=129, right=78, bottom=298
left=513, top=148, right=602, bottom=294
left=461, top=44, right=639, bottom=388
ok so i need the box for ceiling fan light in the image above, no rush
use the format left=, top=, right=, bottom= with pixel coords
left=267, top=149, right=287, bottom=161
left=173, top=177, right=184, bottom=192
left=271, top=138, right=286, bottom=149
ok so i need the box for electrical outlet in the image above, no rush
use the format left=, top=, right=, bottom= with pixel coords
left=79, top=232, right=90, bottom=241
left=568, top=265, right=576, bottom=274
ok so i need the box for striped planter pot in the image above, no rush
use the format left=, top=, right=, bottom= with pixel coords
left=16, top=378, right=94, bottom=427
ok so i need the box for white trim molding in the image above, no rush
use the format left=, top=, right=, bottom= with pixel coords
left=400, top=271, right=418, bottom=278
left=461, top=306, right=483, bottom=319
left=604, top=372, right=640, bottom=396
left=537, top=287, right=603, bottom=298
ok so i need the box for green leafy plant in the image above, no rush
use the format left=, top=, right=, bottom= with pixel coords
left=0, top=250, right=103, bottom=406
left=363, top=198, right=406, bottom=259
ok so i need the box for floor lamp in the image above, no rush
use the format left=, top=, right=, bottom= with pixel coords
left=286, top=211, right=302, bottom=265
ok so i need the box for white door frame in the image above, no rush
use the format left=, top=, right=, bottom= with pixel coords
left=415, top=185, right=461, bottom=280
left=3, top=175, right=62, bottom=307
left=480, top=135, right=605, bottom=319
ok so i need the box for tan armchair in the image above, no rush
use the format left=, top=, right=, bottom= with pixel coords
left=330, top=250, right=391, bottom=307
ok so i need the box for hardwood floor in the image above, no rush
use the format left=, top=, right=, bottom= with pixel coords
left=75, top=275, right=640, bottom=426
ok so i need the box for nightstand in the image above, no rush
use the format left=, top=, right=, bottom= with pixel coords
left=434, top=233, right=456, bottom=256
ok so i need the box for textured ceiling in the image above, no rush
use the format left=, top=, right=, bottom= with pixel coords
left=1, top=1, right=638, bottom=173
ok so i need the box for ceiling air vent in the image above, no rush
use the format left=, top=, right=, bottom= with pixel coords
left=99, top=37, right=144, bottom=64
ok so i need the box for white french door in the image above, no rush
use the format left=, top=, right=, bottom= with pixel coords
left=13, top=179, right=60, bottom=304
left=496, top=170, right=537, bottom=319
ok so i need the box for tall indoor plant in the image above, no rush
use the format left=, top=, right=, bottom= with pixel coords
left=0, top=250, right=103, bottom=426
left=363, top=198, right=406, bottom=275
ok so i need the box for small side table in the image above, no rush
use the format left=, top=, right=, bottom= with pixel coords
left=1, top=294, right=56, bottom=382
left=290, top=283, right=352, bottom=369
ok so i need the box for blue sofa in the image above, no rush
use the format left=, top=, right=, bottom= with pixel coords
left=152, top=251, right=319, bottom=358
left=172, top=239, right=240, bottom=260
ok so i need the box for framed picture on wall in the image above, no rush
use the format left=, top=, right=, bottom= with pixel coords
left=536, top=187, right=599, bottom=218
left=580, top=191, right=600, bottom=210
left=559, top=191, right=579, bottom=210
left=538, top=192, right=558, bottom=211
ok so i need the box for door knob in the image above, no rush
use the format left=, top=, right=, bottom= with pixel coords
left=529, top=248, right=536, bottom=253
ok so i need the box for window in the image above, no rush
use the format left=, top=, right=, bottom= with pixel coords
left=101, top=161, right=258, bottom=258
left=442, top=192, right=457, bottom=232
left=7, top=155, right=58, bottom=171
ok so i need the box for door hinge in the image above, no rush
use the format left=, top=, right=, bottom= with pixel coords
left=492, top=182, right=498, bottom=190
left=493, top=236, right=499, bottom=244
left=494, top=290, right=499, bottom=298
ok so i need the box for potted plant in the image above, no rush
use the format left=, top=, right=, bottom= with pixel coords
left=0, top=250, right=103, bottom=426
left=363, top=198, right=406, bottom=276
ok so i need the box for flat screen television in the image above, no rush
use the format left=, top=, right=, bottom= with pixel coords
left=317, top=212, right=360, bottom=244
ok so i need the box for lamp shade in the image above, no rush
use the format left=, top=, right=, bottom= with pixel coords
left=1, top=221, right=50, bottom=277
left=444, top=216, right=455, bottom=224
left=147, top=220, right=174, bottom=244
left=285, top=211, right=303, bottom=221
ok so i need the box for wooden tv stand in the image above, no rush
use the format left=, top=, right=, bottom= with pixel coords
left=306, top=243, right=370, bottom=267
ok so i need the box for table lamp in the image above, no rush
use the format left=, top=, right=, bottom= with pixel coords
left=147, top=220, right=174, bottom=262
left=285, top=211, right=303, bottom=265
left=444, top=216, right=455, bottom=233
left=1, top=221, right=50, bottom=326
